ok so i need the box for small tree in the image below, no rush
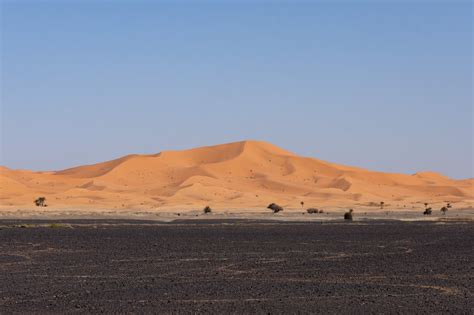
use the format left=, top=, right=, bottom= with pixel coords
left=203, top=206, right=212, bottom=214
left=440, top=206, right=448, bottom=215
left=300, top=201, right=304, bottom=208
left=380, top=201, right=384, bottom=209
left=34, top=197, right=46, bottom=207
left=307, top=208, right=318, bottom=214
left=344, top=209, right=354, bottom=220
left=424, top=202, right=429, bottom=208
left=267, top=203, right=283, bottom=213
left=423, top=207, right=432, bottom=215
left=446, top=202, right=452, bottom=209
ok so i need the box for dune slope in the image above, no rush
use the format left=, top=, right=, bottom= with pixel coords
left=1, top=140, right=472, bottom=210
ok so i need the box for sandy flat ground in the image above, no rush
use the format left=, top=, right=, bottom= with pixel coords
left=1, top=207, right=472, bottom=222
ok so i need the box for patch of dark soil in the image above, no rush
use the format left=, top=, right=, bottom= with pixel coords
left=0, top=220, right=472, bottom=313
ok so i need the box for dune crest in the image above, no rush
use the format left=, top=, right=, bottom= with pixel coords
left=1, top=140, right=472, bottom=210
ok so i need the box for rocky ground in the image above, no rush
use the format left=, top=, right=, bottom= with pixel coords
left=0, top=220, right=472, bottom=313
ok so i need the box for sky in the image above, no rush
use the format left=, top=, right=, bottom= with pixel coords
left=1, top=0, right=472, bottom=179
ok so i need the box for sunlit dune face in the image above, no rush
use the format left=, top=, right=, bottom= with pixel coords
left=1, top=141, right=472, bottom=210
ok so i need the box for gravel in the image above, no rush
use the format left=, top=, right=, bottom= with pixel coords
left=0, top=220, right=472, bottom=313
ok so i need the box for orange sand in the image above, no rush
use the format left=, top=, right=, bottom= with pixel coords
left=1, top=141, right=472, bottom=211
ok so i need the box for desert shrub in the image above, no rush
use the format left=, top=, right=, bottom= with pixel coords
left=380, top=201, right=384, bottom=209
left=34, top=197, right=46, bottom=207
left=344, top=209, right=354, bottom=220
left=203, top=206, right=212, bottom=214
left=48, top=223, right=69, bottom=228
left=306, top=208, right=319, bottom=214
left=319, top=209, right=324, bottom=213
left=446, top=203, right=452, bottom=209
left=423, top=207, right=432, bottom=215
left=440, top=206, right=448, bottom=215
left=267, top=203, right=283, bottom=213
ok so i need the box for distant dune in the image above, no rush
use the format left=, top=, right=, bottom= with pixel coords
left=1, top=140, right=472, bottom=211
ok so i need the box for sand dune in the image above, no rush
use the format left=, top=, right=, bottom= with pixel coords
left=1, top=140, right=472, bottom=211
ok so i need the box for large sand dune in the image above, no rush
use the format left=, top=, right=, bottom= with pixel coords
left=1, top=140, right=472, bottom=211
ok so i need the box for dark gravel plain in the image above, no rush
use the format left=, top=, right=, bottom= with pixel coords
left=0, top=219, right=473, bottom=314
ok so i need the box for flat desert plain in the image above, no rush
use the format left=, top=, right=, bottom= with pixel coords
left=1, top=220, right=473, bottom=313
left=1, top=141, right=472, bottom=219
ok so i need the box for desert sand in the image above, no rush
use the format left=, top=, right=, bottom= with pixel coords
left=1, top=140, right=473, bottom=216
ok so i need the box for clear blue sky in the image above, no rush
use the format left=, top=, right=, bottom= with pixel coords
left=1, top=1, right=472, bottom=179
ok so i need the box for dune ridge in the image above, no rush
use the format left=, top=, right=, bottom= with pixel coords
left=1, top=140, right=472, bottom=211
